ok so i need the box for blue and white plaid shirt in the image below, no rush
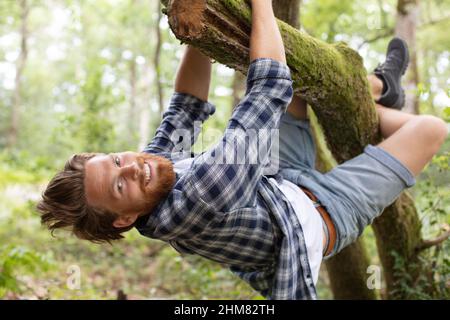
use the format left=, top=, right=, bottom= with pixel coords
left=136, top=58, right=317, bottom=300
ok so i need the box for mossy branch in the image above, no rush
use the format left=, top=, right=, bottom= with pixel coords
left=162, top=0, right=381, bottom=163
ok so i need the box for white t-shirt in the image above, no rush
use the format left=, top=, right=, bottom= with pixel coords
left=173, top=158, right=324, bottom=285
left=269, top=178, right=324, bottom=285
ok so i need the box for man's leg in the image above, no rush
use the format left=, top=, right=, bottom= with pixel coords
left=286, top=36, right=448, bottom=180
left=375, top=105, right=448, bottom=176
left=288, top=38, right=448, bottom=257
left=367, top=60, right=448, bottom=176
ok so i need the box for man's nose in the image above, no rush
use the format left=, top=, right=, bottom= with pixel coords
left=121, top=162, right=140, bottom=180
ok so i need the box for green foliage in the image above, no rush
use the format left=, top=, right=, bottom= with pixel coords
left=0, top=245, right=54, bottom=298
left=0, top=150, right=53, bottom=186
left=443, top=107, right=450, bottom=123
left=390, top=246, right=449, bottom=299
left=302, top=0, right=356, bottom=42
left=154, top=248, right=260, bottom=299
left=391, top=147, right=450, bottom=299
left=76, top=58, right=119, bottom=153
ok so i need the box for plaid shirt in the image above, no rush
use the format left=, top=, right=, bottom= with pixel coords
left=136, top=58, right=317, bottom=300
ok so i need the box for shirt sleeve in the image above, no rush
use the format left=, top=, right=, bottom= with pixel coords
left=142, top=92, right=216, bottom=154
left=187, top=58, right=294, bottom=212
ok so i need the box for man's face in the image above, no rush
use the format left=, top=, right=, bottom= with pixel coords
left=84, top=152, right=175, bottom=228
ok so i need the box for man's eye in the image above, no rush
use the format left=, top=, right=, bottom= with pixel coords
left=117, top=180, right=123, bottom=192
left=115, top=156, right=121, bottom=166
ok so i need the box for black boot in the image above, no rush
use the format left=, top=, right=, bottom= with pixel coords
left=373, top=37, right=409, bottom=109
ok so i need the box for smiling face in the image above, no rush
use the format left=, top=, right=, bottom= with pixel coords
left=84, top=152, right=175, bottom=228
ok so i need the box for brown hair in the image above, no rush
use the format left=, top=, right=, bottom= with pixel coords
left=37, top=153, right=134, bottom=244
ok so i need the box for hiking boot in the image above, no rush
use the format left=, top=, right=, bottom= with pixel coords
left=373, top=37, right=409, bottom=109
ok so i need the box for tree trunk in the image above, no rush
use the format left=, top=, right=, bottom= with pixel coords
left=274, top=0, right=376, bottom=300
left=395, top=0, right=420, bottom=114
left=7, top=0, right=29, bottom=148
left=154, top=0, right=165, bottom=117
left=128, top=59, right=138, bottom=146
left=273, top=0, right=300, bottom=29
left=371, top=193, right=431, bottom=299
left=162, top=0, right=433, bottom=299
left=311, top=114, right=377, bottom=300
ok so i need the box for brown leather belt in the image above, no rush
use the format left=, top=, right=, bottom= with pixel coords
left=300, top=187, right=336, bottom=257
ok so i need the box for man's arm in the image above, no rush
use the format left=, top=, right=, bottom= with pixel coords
left=143, top=46, right=214, bottom=155
left=187, top=0, right=293, bottom=211
left=175, top=46, right=212, bottom=101
left=249, top=0, right=286, bottom=63
left=251, top=0, right=307, bottom=120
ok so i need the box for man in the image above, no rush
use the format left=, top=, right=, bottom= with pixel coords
left=37, top=0, right=447, bottom=299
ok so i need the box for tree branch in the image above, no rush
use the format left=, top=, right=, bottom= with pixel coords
left=358, top=28, right=394, bottom=49
left=416, top=224, right=450, bottom=252
left=358, top=15, right=450, bottom=49
left=420, top=15, right=450, bottom=28
left=162, top=0, right=381, bottom=163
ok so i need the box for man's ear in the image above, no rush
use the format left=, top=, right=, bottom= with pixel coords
left=113, top=213, right=139, bottom=228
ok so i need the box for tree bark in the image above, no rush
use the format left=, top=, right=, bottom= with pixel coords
left=325, top=241, right=377, bottom=299
left=162, top=0, right=433, bottom=299
left=371, top=193, right=431, bottom=299
left=395, top=0, right=420, bottom=114
left=311, top=115, right=377, bottom=300
left=7, top=0, right=29, bottom=148
left=273, top=0, right=300, bottom=29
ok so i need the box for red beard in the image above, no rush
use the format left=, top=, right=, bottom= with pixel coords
left=134, top=153, right=176, bottom=215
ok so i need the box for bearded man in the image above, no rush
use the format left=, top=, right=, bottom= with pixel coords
left=37, top=0, right=448, bottom=299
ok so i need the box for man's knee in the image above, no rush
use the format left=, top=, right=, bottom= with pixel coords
left=414, top=115, right=448, bottom=152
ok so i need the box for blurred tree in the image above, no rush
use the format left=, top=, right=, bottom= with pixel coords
left=77, top=58, right=117, bottom=152
left=7, top=0, right=29, bottom=148
left=395, top=0, right=419, bottom=114
left=154, top=0, right=164, bottom=117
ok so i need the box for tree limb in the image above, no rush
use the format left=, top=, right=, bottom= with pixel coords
left=358, top=15, right=450, bottom=49
left=358, top=28, right=394, bottom=49
left=162, top=0, right=381, bottom=163
left=416, top=224, right=450, bottom=252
